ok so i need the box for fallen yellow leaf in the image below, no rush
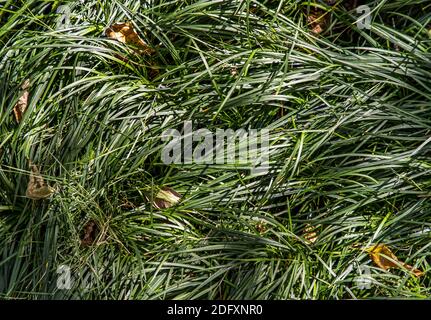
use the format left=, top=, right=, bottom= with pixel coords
left=13, top=79, right=30, bottom=123
left=105, top=22, right=154, bottom=55
left=366, top=244, right=424, bottom=277
left=26, top=162, right=55, bottom=200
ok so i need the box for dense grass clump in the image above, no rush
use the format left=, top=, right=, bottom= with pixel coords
left=0, top=0, right=430, bottom=299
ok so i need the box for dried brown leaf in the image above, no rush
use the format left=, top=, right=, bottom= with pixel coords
left=152, top=187, right=181, bottom=209
left=13, top=79, right=30, bottom=123
left=255, top=220, right=267, bottom=234
left=81, top=220, right=99, bottom=247
left=303, top=224, right=318, bottom=244
left=26, top=162, right=55, bottom=200
left=307, top=8, right=330, bottom=35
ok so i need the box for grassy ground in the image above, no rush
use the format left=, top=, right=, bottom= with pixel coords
left=0, top=0, right=430, bottom=299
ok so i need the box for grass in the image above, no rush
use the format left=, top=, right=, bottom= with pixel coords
left=0, top=0, right=430, bottom=299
